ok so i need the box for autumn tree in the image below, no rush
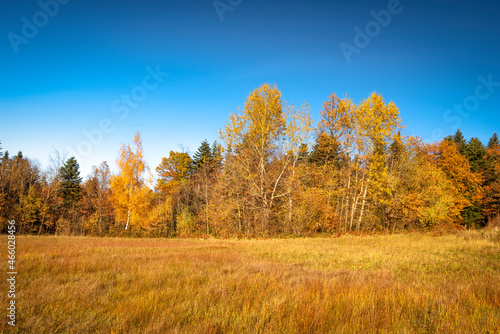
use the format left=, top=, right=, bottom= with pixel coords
left=431, top=139, right=484, bottom=227
left=81, top=162, right=114, bottom=235
left=356, top=93, right=402, bottom=229
left=316, top=94, right=356, bottom=231
left=383, top=137, right=457, bottom=229
left=155, top=150, right=196, bottom=235
left=0, top=146, right=8, bottom=229
left=110, top=133, right=151, bottom=232
left=384, top=132, right=408, bottom=228
left=318, top=92, right=402, bottom=231
left=304, top=122, right=346, bottom=233
left=221, top=84, right=311, bottom=234
left=414, top=145, right=458, bottom=229
left=0, top=151, right=42, bottom=233
left=483, top=140, right=500, bottom=222
left=37, top=150, right=67, bottom=234
left=157, top=151, right=194, bottom=191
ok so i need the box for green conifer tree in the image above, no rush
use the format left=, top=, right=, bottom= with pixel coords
left=193, top=139, right=213, bottom=169
left=466, top=137, right=486, bottom=173
left=211, top=141, right=223, bottom=171
left=488, top=133, right=499, bottom=149
left=452, top=129, right=467, bottom=156
left=59, top=157, right=82, bottom=206
left=309, top=132, right=342, bottom=167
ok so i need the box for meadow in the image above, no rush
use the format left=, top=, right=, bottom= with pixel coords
left=1, top=232, right=499, bottom=333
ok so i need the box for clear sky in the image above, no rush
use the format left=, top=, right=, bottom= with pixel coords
left=1, top=0, right=499, bottom=177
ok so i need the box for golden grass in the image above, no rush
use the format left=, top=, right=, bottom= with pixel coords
left=1, top=233, right=499, bottom=333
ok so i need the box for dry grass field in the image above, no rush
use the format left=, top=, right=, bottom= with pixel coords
left=1, top=232, right=499, bottom=333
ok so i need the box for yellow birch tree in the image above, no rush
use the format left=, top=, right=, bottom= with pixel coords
left=220, top=84, right=311, bottom=233
left=110, top=133, right=151, bottom=231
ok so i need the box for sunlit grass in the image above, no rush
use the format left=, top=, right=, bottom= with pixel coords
left=1, top=232, right=499, bottom=333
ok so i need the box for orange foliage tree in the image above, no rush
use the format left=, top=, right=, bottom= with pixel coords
left=428, top=139, right=484, bottom=227
left=483, top=142, right=500, bottom=221
left=110, top=133, right=151, bottom=232
left=220, top=84, right=311, bottom=234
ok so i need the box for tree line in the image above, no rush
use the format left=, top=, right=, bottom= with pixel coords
left=1, top=84, right=499, bottom=236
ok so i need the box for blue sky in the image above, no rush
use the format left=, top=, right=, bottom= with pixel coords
left=1, top=0, right=499, bottom=177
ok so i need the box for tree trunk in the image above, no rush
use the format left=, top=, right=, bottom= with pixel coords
left=125, top=186, right=132, bottom=230
left=349, top=166, right=359, bottom=231
left=125, top=209, right=130, bottom=230
left=357, top=180, right=369, bottom=231
left=205, top=176, right=209, bottom=235
left=344, top=166, right=352, bottom=231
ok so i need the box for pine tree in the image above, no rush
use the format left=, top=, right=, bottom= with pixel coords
left=466, top=137, right=486, bottom=173
left=488, top=133, right=499, bottom=149
left=0, top=140, right=3, bottom=159
left=59, top=157, right=82, bottom=205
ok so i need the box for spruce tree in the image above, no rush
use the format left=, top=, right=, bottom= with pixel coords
left=488, top=133, right=499, bottom=149
left=59, top=157, right=82, bottom=205
left=389, top=132, right=406, bottom=172
left=466, top=137, right=486, bottom=173
left=297, top=143, right=309, bottom=163
left=452, top=129, right=467, bottom=155
left=2, top=151, right=9, bottom=164
left=309, top=132, right=342, bottom=167
left=211, top=141, right=223, bottom=170
left=193, top=139, right=213, bottom=169
left=460, top=137, right=486, bottom=226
